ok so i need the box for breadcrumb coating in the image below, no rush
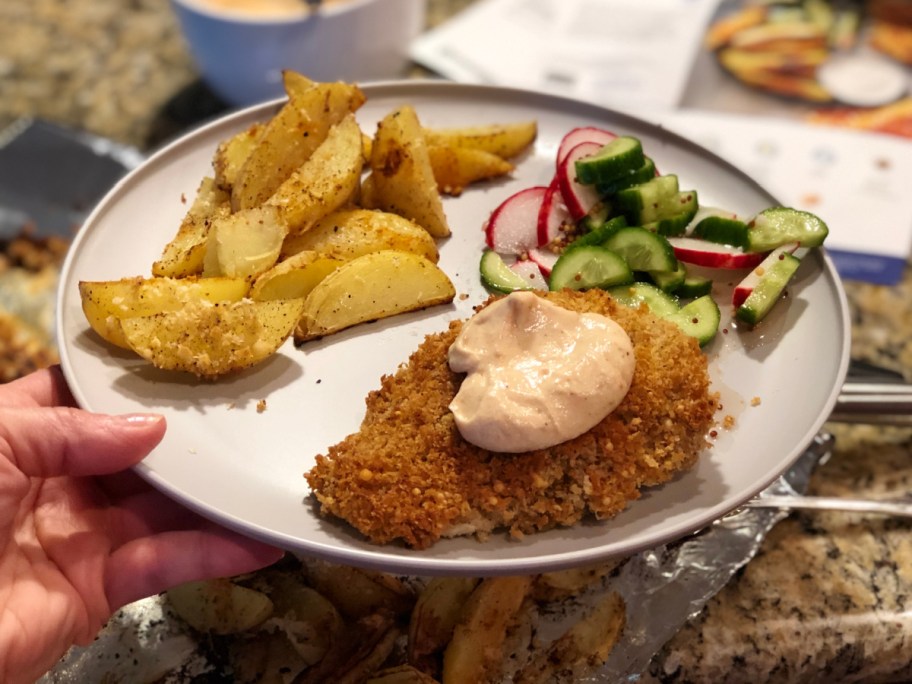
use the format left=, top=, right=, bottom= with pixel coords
left=305, top=289, right=717, bottom=549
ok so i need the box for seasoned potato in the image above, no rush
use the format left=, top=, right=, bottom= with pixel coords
left=152, top=176, right=230, bottom=278
left=79, top=275, right=249, bottom=349
left=303, top=559, right=415, bottom=619
left=294, top=250, right=455, bottom=342
left=362, top=105, right=451, bottom=238
left=249, top=250, right=344, bottom=301
left=213, top=123, right=263, bottom=193
left=120, top=297, right=305, bottom=378
left=427, top=144, right=514, bottom=196
left=202, top=205, right=288, bottom=280
left=423, top=120, right=537, bottom=159
left=441, top=576, right=533, bottom=684
left=367, top=665, right=441, bottom=684
left=264, top=575, right=345, bottom=665
left=407, top=577, right=481, bottom=671
left=266, top=114, right=364, bottom=235
left=166, top=579, right=274, bottom=635
left=280, top=208, right=439, bottom=262
left=232, top=73, right=366, bottom=211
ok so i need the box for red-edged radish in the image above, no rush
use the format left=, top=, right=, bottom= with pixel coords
left=537, top=177, right=572, bottom=246
left=667, top=236, right=769, bottom=270
left=510, top=259, right=549, bottom=290
left=484, top=185, right=547, bottom=255
left=527, top=247, right=560, bottom=277
left=732, top=243, right=802, bottom=307
left=557, top=141, right=605, bottom=221
left=556, top=126, right=617, bottom=166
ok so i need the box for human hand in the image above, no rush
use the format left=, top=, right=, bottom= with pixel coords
left=0, top=366, right=285, bottom=683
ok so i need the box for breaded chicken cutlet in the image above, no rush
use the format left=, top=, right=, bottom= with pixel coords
left=305, top=289, right=717, bottom=549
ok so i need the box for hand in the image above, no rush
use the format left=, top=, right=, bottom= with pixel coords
left=0, top=366, right=285, bottom=683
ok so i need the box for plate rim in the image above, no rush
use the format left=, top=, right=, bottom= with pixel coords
left=56, top=80, right=852, bottom=575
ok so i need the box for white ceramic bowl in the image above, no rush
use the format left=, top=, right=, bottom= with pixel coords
left=170, top=0, right=426, bottom=106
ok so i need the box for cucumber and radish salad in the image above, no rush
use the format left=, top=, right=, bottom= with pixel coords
left=480, top=126, right=829, bottom=347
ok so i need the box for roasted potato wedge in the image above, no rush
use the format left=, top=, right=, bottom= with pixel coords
left=120, top=297, right=305, bottom=378
left=362, top=105, right=451, bottom=238
left=441, top=576, right=533, bottom=684
left=294, top=250, right=455, bottom=342
left=532, top=559, right=623, bottom=602
left=202, top=205, right=288, bottom=280
left=79, top=275, right=249, bottom=349
left=266, top=114, right=364, bottom=235
left=367, top=665, right=441, bottom=684
left=249, top=250, right=344, bottom=301
left=303, top=559, right=415, bottom=619
left=213, top=123, right=263, bottom=193
left=280, top=208, right=439, bottom=262
left=152, top=176, right=230, bottom=278
left=232, top=74, right=366, bottom=211
left=422, top=120, right=537, bottom=159
left=408, top=577, right=481, bottom=671
left=166, top=579, right=274, bottom=636
left=264, top=575, right=345, bottom=666
left=513, top=592, right=626, bottom=684
left=428, top=144, right=514, bottom=196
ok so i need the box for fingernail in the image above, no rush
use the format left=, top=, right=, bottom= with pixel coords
left=119, top=413, right=165, bottom=428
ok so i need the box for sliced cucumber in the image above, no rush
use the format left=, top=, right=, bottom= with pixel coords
left=677, top=273, right=713, bottom=298
left=614, top=175, right=680, bottom=225
left=746, top=207, right=829, bottom=253
left=549, top=246, right=633, bottom=291
left=735, top=251, right=802, bottom=325
left=479, top=249, right=533, bottom=293
left=594, top=157, right=656, bottom=196
left=642, top=190, right=699, bottom=237
left=566, top=216, right=627, bottom=251
left=607, top=282, right=680, bottom=318
left=574, top=136, right=645, bottom=186
left=691, top=214, right=749, bottom=249
left=667, top=295, right=721, bottom=346
left=602, top=226, right=678, bottom=273
left=647, top=261, right=687, bottom=293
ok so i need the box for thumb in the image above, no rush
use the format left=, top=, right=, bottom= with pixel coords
left=0, top=407, right=166, bottom=478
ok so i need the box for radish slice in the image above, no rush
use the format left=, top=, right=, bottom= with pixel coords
left=557, top=141, right=605, bottom=221
left=484, top=185, right=548, bottom=255
left=527, top=247, right=560, bottom=277
left=510, top=259, right=549, bottom=290
left=667, top=236, right=769, bottom=270
left=537, top=177, right=572, bottom=246
left=556, top=126, right=617, bottom=166
left=732, top=243, right=801, bottom=306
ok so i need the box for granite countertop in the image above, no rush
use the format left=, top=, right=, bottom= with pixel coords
left=4, top=0, right=912, bottom=682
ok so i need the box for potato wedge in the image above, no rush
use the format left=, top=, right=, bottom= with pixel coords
left=532, top=559, right=623, bottom=602
left=213, top=123, right=263, bottom=193
left=166, top=578, right=274, bottom=635
left=152, top=176, right=230, bottom=278
left=423, top=120, right=538, bottom=159
left=303, top=559, right=415, bottom=619
left=407, top=577, right=481, bottom=671
left=513, top=592, right=626, bottom=684
left=362, top=105, right=450, bottom=238
left=249, top=250, right=344, bottom=301
left=280, top=208, right=439, bottom=263
left=120, top=297, right=305, bottom=378
left=232, top=74, right=366, bottom=210
left=294, top=250, right=455, bottom=342
left=266, top=114, right=363, bottom=235
left=264, top=575, right=345, bottom=666
left=428, top=144, right=514, bottom=196
left=79, top=275, right=249, bottom=349
left=367, top=665, right=441, bottom=684
left=441, top=576, right=533, bottom=684
left=202, top=205, right=288, bottom=280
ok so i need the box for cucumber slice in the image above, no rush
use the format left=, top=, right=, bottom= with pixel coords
left=667, top=295, right=721, bottom=346
left=479, top=249, right=533, bottom=293
left=691, top=214, right=749, bottom=249
left=647, top=261, right=687, bottom=293
left=574, top=136, right=645, bottom=186
left=614, top=175, right=680, bottom=225
left=602, top=226, right=678, bottom=273
left=676, top=273, right=713, bottom=298
left=746, top=207, right=829, bottom=253
left=735, top=251, right=802, bottom=325
left=567, top=216, right=627, bottom=251
left=642, top=190, right=699, bottom=237
left=594, top=157, right=656, bottom=196
left=607, top=282, right=680, bottom=318
left=549, top=246, right=633, bottom=291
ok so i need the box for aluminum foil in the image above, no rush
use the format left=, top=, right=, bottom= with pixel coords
left=41, top=433, right=833, bottom=683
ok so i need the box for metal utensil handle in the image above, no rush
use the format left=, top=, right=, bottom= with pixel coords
left=745, top=495, right=912, bottom=518
left=831, top=379, right=912, bottom=424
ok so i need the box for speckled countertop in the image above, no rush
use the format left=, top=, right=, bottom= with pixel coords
left=4, top=1, right=912, bottom=682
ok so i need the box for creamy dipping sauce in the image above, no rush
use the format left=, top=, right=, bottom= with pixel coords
left=448, top=292, right=635, bottom=453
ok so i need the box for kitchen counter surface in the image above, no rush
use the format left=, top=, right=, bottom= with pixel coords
left=5, top=0, right=912, bottom=682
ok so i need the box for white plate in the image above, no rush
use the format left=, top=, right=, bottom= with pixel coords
left=57, top=82, right=850, bottom=576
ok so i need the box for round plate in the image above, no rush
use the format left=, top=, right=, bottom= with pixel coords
left=57, top=81, right=850, bottom=575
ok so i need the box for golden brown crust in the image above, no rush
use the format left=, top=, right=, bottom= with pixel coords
left=305, top=289, right=717, bottom=549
